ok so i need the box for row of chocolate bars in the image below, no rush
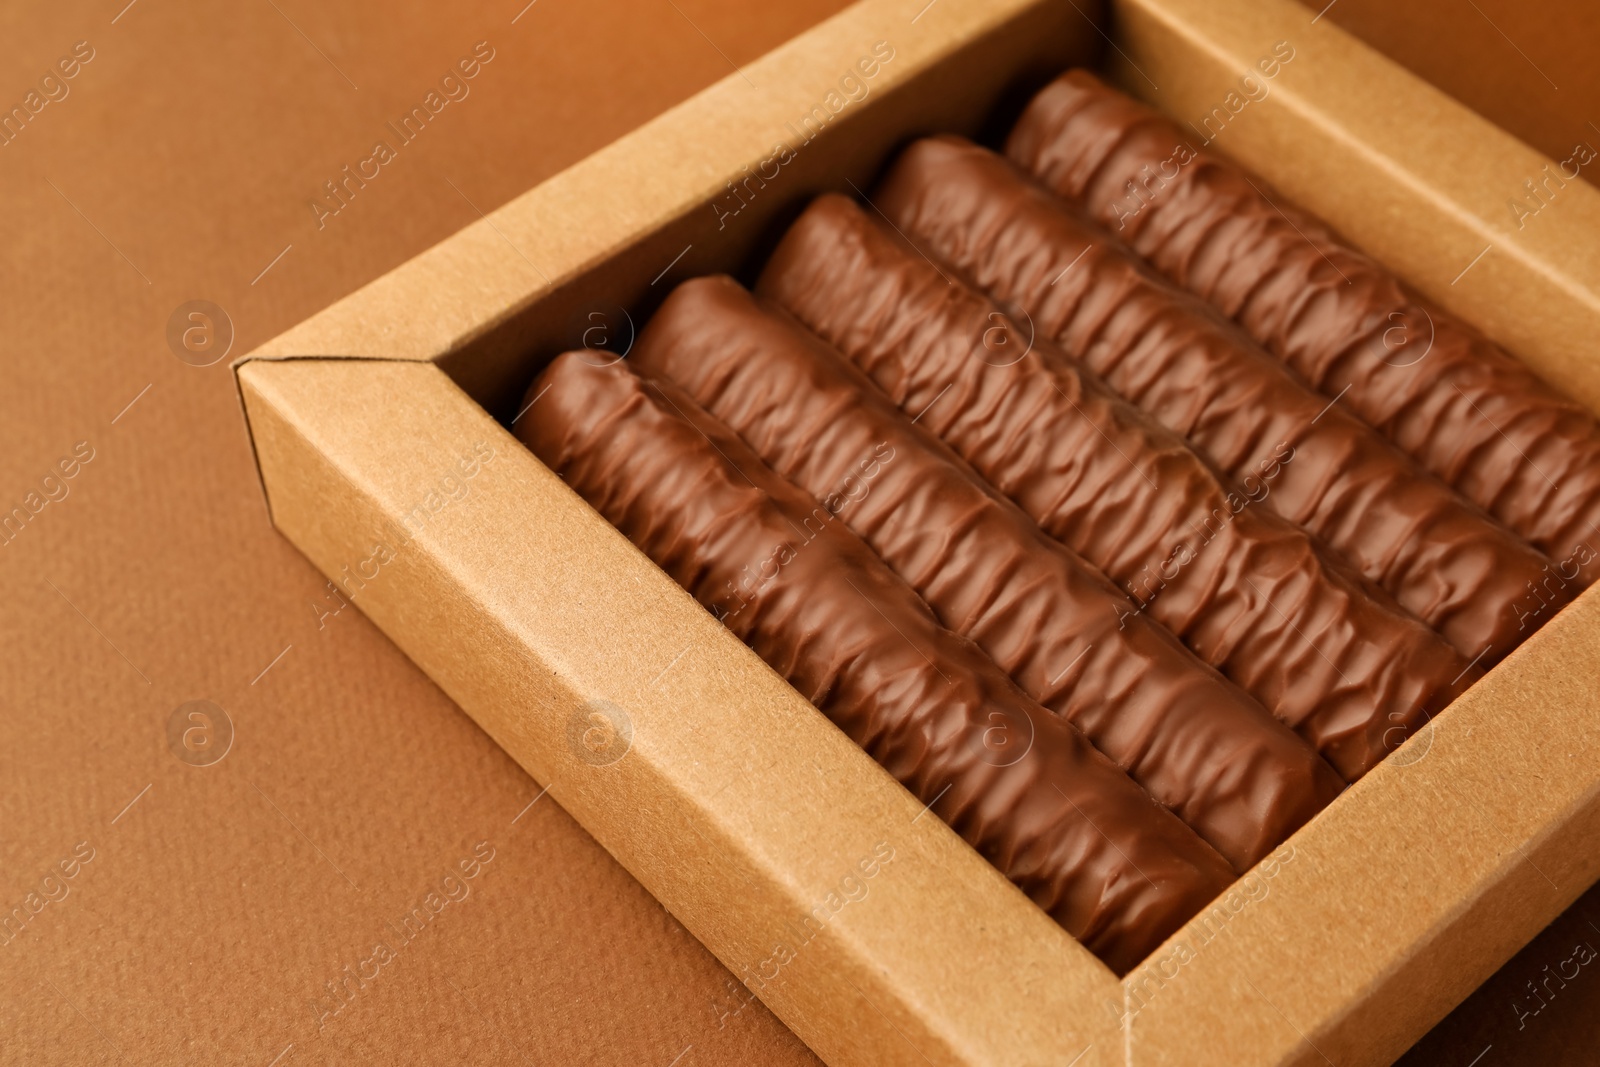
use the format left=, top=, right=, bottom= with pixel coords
left=513, top=72, right=1600, bottom=973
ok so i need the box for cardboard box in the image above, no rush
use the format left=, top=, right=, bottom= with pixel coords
left=232, top=0, right=1600, bottom=1062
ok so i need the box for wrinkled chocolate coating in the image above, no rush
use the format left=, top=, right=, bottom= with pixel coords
left=632, top=274, right=1344, bottom=869
left=874, top=135, right=1570, bottom=665
left=758, top=194, right=1479, bottom=781
left=1008, top=69, right=1600, bottom=597
left=517, top=352, right=1234, bottom=973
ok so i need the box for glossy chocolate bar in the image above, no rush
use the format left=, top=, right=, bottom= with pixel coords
left=874, top=134, right=1569, bottom=664
left=758, top=194, right=1478, bottom=781
left=1009, top=70, right=1600, bottom=603
left=518, top=352, right=1233, bottom=971
left=632, top=275, right=1345, bottom=869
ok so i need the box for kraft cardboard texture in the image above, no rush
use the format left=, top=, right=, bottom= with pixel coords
left=228, top=0, right=1600, bottom=1065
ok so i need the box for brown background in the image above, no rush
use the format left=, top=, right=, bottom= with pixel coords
left=0, top=0, right=1593, bottom=1064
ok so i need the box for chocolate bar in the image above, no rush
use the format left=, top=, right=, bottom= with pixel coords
left=1008, top=70, right=1600, bottom=599
left=758, top=194, right=1479, bottom=781
left=517, top=351, right=1234, bottom=972
left=872, top=134, right=1570, bottom=664
left=631, top=274, right=1344, bottom=869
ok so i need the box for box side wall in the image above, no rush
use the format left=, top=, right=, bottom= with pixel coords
left=238, top=357, right=1123, bottom=1067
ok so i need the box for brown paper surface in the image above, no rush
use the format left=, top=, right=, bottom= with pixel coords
left=0, top=2, right=852, bottom=1064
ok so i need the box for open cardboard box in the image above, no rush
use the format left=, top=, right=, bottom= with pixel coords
left=232, top=0, right=1600, bottom=1062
